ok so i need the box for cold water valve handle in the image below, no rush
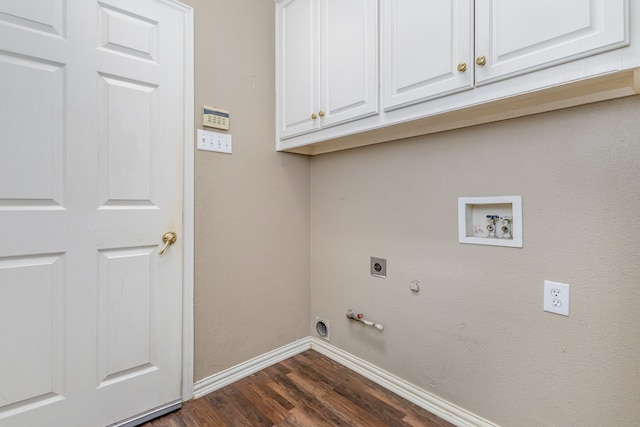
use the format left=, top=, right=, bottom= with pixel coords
left=486, top=214, right=499, bottom=238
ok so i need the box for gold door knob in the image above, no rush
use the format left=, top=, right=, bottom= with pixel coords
left=311, top=113, right=317, bottom=120
left=457, top=62, right=467, bottom=72
left=476, top=55, right=487, bottom=66
left=158, top=231, right=177, bottom=256
left=318, top=111, right=325, bottom=117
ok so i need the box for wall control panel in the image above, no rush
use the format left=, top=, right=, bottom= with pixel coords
left=203, top=106, right=229, bottom=130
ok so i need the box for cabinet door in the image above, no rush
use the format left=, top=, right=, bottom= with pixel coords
left=320, top=0, right=379, bottom=127
left=475, top=0, right=628, bottom=84
left=382, top=0, right=473, bottom=111
left=278, top=0, right=320, bottom=138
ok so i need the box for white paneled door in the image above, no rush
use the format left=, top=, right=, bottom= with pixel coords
left=0, top=1, right=189, bottom=426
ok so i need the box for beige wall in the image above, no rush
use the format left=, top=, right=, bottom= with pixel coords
left=184, top=0, right=311, bottom=380
left=184, top=2, right=639, bottom=424
left=311, top=96, right=640, bottom=426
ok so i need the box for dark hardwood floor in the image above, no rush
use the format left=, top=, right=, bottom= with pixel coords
left=141, top=350, right=455, bottom=427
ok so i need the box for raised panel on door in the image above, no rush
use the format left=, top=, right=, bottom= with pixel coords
left=97, top=74, right=159, bottom=208
left=97, top=246, right=157, bottom=387
left=98, top=3, right=159, bottom=62
left=475, top=0, right=628, bottom=84
left=278, top=0, right=320, bottom=139
left=0, top=52, right=65, bottom=208
left=382, top=0, right=472, bottom=111
left=321, top=0, right=378, bottom=126
left=0, top=0, right=65, bottom=37
left=0, top=254, right=65, bottom=418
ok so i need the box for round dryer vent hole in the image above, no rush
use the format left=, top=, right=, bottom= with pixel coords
left=315, top=318, right=330, bottom=340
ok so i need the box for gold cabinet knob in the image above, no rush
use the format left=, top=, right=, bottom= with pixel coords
left=311, top=113, right=317, bottom=120
left=476, top=55, right=487, bottom=66
left=457, top=62, right=467, bottom=72
left=318, top=111, right=325, bottom=117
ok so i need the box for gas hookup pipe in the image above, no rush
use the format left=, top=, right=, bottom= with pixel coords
left=346, top=308, right=384, bottom=331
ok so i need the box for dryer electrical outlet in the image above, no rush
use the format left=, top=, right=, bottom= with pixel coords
left=370, top=257, right=387, bottom=278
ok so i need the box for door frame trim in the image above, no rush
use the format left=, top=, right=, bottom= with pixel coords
left=181, top=2, right=195, bottom=401
left=164, top=0, right=195, bottom=401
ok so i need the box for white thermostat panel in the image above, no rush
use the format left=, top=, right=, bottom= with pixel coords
left=203, top=106, right=230, bottom=130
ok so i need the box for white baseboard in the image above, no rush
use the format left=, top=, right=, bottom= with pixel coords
left=192, top=338, right=311, bottom=399
left=310, top=338, right=498, bottom=427
left=192, top=336, right=497, bottom=427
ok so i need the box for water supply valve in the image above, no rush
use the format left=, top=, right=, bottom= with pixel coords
left=486, top=214, right=499, bottom=238
left=501, top=216, right=512, bottom=239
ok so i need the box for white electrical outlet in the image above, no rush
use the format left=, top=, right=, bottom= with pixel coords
left=544, top=280, right=570, bottom=316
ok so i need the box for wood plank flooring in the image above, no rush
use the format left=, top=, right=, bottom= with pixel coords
left=141, top=350, right=455, bottom=427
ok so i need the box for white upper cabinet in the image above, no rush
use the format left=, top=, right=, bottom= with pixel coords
left=382, top=0, right=473, bottom=111
left=277, top=0, right=318, bottom=138
left=475, top=0, right=629, bottom=84
left=322, top=0, right=379, bottom=127
left=382, top=0, right=628, bottom=109
left=277, top=0, right=634, bottom=154
left=276, top=0, right=378, bottom=140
